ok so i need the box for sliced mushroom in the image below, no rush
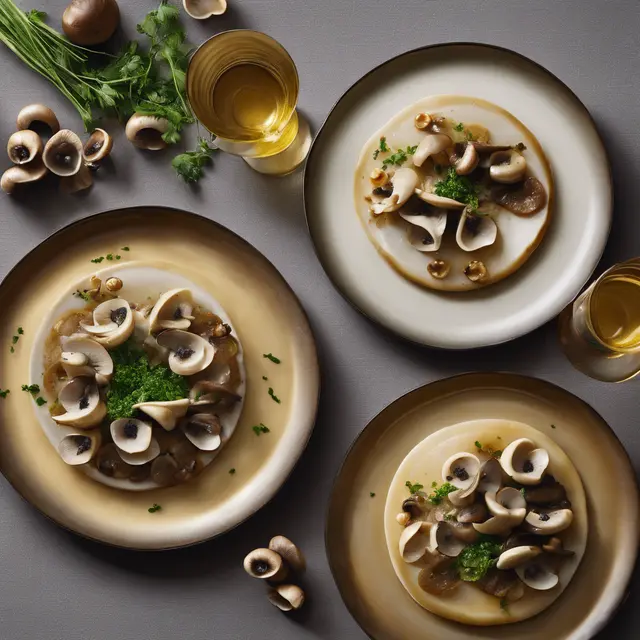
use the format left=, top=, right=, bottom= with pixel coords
left=477, top=458, right=503, bottom=494
left=504, top=532, right=543, bottom=551
left=447, top=521, right=480, bottom=544
left=243, top=548, right=288, bottom=582
left=183, top=0, right=227, bottom=18
left=16, top=104, right=60, bottom=137
left=500, top=438, right=549, bottom=485
left=542, top=537, right=575, bottom=557
left=441, top=452, right=480, bottom=506
left=43, top=129, right=83, bottom=176
left=428, top=522, right=467, bottom=557
left=399, top=521, right=430, bottom=563
left=516, top=561, right=559, bottom=591
left=156, top=330, right=215, bottom=376
left=427, top=260, right=450, bottom=279
left=456, top=209, right=498, bottom=252
left=7, top=130, right=43, bottom=165
left=268, top=584, right=304, bottom=612
left=189, top=380, right=241, bottom=408
left=53, top=377, right=106, bottom=428
left=523, top=475, right=567, bottom=505
left=96, top=443, right=133, bottom=479
left=489, top=150, right=527, bottom=184
left=401, top=209, right=447, bottom=252
left=60, top=335, right=113, bottom=384
left=415, top=188, right=466, bottom=210
left=117, top=438, right=161, bottom=466
left=492, top=176, right=548, bottom=216
left=180, top=413, right=222, bottom=451
left=496, top=545, right=542, bottom=570
left=417, top=556, right=460, bottom=595
left=370, top=168, right=419, bottom=215
left=457, top=502, right=488, bottom=524
left=83, top=128, right=113, bottom=165
left=491, top=487, right=527, bottom=513
left=150, top=452, right=180, bottom=485
left=473, top=488, right=526, bottom=536
left=60, top=163, right=93, bottom=193
left=413, top=133, right=452, bottom=167
left=125, top=113, right=169, bottom=150
left=1, top=157, right=48, bottom=194
left=269, top=536, right=306, bottom=573
left=464, top=260, right=488, bottom=282
left=454, top=143, right=479, bottom=175
left=110, top=418, right=153, bottom=454
left=58, top=430, right=101, bottom=465
left=80, top=298, right=134, bottom=348
left=477, top=569, right=519, bottom=599
left=524, top=508, right=573, bottom=535
left=133, top=399, right=190, bottom=431
left=148, top=288, right=195, bottom=333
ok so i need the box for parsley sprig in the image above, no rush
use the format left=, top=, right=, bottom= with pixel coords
left=252, top=423, right=270, bottom=436
left=382, top=145, right=418, bottom=170
left=434, top=167, right=480, bottom=211
left=172, top=137, right=217, bottom=183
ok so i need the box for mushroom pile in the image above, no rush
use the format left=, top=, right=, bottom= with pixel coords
left=397, top=438, right=575, bottom=604
left=43, top=275, right=243, bottom=487
left=243, top=536, right=306, bottom=613
left=1, top=103, right=113, bottom=194
left=365, top=112, right=548, bottom=284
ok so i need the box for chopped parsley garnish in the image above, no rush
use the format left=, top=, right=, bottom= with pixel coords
left=444, top=513, right=457, bottom=522
left=382, top=145, right=418, bottom=170
left=35, top=397, right=47, bottom=406
left=431, top=481, right=438, bottom=488
left=262, top=375, right=268, bottom=381
left=454, top=122, right=465, bottom=132
left=455, top=535, right=502, bottom=582
left=520, top=487, right=526, bottom=497
left=475, top=440, right=482, bottom=449
left=263, top=353, right=281, bottom=364
left=434, top=167, right=480, bottom=211
left=21, top=384, right=40, bottom=394
left=11, top=336, right=19, bottom=345
left=252, top=423, right=270, bottom=436
left=106, top=253, right=114, bottom=261
left=229, top=468, right=236, bottom=474
left=10, top=347, right=14, bottom=353
left=475, top=440, right=502, bottom=459
left=0, top=389, right=10, bottom=398
left=466, top=131, right=474, bottom=141
left=370, top=492, right=376, bottom=498
left=74, top=290, right=92, bottom=302
left=499, top=598, right=509, bottom=613
left=115, top=255, right=122, bottom=260
left=373, top=136, right=390, bottom=160
left=268, top=387, right=281, bottom=404
left=428, top=482, right=457, bottom=505
left=405, top=481, right=424, bottom=495
left=121, top=246, right=130, bottom=251
left=148, top=504, right=162, bottom=513
left=106, top=340, right=188, bottom=421
left=17, top=327, right=23, bottom=335
left=91, top=257, right=105, bottom=264
left=551, top=424, right=556, bottom=429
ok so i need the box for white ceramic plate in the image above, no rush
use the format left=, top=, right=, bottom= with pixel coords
left=305, top=44, right=612, bottom=348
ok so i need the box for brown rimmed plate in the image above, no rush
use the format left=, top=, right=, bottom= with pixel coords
left=0, top=207, right=319, bottom=550
left=326, top=373, right=638, bottom=639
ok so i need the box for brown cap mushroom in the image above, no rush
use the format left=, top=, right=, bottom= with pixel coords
left=464, top=260, right=488, bottom=283
left=1, top=157, right=48, bottom=194
left=125, top=114, right=169, bottom=150
left=7, top=130, right=43, bottom=165
left=267, top=584, right=304, bottom=612
left=83, top=128, right=113, bottom=165
left=492, top=176, right=548, bottom=217
left=43, top=130, right=83, bottom=177
left=62, top=0, right=120, bottom=45
left=16, top=104, right=60, bottom=137
left=268, top=536, right=306, bottom=573
left=243, top=548, right=288, bottom=582
left=182, top=0, right=227, bottom=19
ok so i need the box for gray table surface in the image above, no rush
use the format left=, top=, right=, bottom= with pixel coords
left=0, top=1, right=638, bottom=638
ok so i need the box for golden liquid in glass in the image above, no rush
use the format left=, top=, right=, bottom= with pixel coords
left=590, top=273, right=640, bottom=350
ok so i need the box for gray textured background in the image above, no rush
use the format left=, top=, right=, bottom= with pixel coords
left=0, top=1, right=638, bottom=639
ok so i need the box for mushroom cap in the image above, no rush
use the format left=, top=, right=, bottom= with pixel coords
left=133, top=399, right=190, bottom=431
left=496, top=545, right=542, bottom=570
left=150, top=453, right=180, bottom=485
left=473, top=488, right=526, bottom=535
left=117, top=438, right=161, bottom=466
left=189, top=380, right=242, bottom=408
left=62, top=0, right=120, bottom=46
left=441, top=452, right=480, bottom=505
left=53, top=377, right=106, bottom=428
left=456, top=502, right=488, bottom=524
left=399, top=521, right=429, bottom=563
left=83, top=128, right=113, bottom=163
left=413, top=133, right=451, bottom=167
left=524, top=508, right=574, bottom=535
left=370, top=168, right=419, bottom=215
left=477, top=458, right=503, bottom=494
left=428, top=522, right=467, bottom=558
left=182, top=0, right=227, bottom=19
left=81, top=298, right=135, bottom=349
left=489, top=149, right=527, bottom=184
left=243, top=548, right=288, bottom=582
left=500, top=438, right=550, bottom=485
left=268, top=535, right=306, bottom=573
left=267, top=583, right=304, bottom=612
left=180, top=412, right=222, bottom=451
left=456, top=209, right=498, bottom=252
left=1, top=157, right=48, bottom=194
left=492, top=176, right=548, bottom=217
left=7, top=130, right=43, bottom=165
left=414, top=188, right=466, bottom=210
left=58, top=430, right=102, bottom=465
left=148, top=288, right=195, bottom=333
left=110, top=418, right=153, bottom=454
left=60, top=335, right=113, bottom=382
left=417, top=557, right=460, bottom=595
left=157, top=329, right=215, bottom=376
left=125, top=113, right=169, bottom=150
left=454, top=143, right=479, bottom=175
left=16, top=104, right=60, bottom=136
left=516, top=561, right=559, bottom=591
left=43, top=129, right=83, bottom=177
left=401, top=208, right=447, bottom=252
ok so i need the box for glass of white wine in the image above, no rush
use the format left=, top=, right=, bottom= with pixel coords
left=186, top=30, right=311, bottom=175
left=559, top=258, right=640, bottom=381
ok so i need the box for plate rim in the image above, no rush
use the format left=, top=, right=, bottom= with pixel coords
left=0, top=205, right=321, bottom=550
left=303, top=41, right=613, bottom=349
left=324, top=372, right=639, bottom=639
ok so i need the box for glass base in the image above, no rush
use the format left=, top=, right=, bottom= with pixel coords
left=558, top=304, right=640, bottom=382
left=242, top=113, right=312, bottom=175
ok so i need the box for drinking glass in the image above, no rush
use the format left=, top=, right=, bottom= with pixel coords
left=559, top=258, right=640, bottom=381
left=186, top=30, right=312, bottom=175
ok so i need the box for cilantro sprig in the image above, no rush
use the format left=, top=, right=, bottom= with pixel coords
left=172, top=137, right=217, bottom=183
left=252, top=423, right=270, bottom=436
left=382, top=145, right=418, bottom=170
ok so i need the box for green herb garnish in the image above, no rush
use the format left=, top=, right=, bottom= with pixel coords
left=551, top=424, right=556, bottom=429
left=382, top=145, right=418, bottom=170
left=91, top=257, right=105, bottom=264
left=434, top=167, right=480, bottom=211
left=106, top=253, right=114, bottom=261
left=121, top=246, right=130, bottom=251
left=148, top=503, right=162, bottom=513
left=499, top=598, right=509, bottom=613
left=455, top=535, right=502, bottom=582
left=115, top=255, right=121, bottom=260
left=229, top=468, right=236, bottom=474
left=475, top=440, right=482, bottom=449
left=370, top=492, right=376, bottom=498
left=10, top=347, right=14, bottom=353
left=106, top=340, right=188, bottom=421
left=454, top=122, right=465, bottom=132
left=268, top=387, right=281, bottom=403
left=428, top=482, right=457, bottom=505
left=262, top=376, right=268, bottom=381
left=172, top=137, right=217, bottom=183
left=21, top=384, right=40, bottom=394
left=252, top=423, right=270, bottom=436
left=11, top=336, right=19, bottom=345
left=520, top=487, right=526, bottom=497
left=74, top=290, right=92, bottom=302
left=17, top=327, right=23, bottom=335
left=405, top=481, right=424, bottom=495
left=0, top=389, right=10, bottom=398
left=35, top=397, right=47, bottom=406
left=263, top=353, right=281, bottom=364
left=373, top=136, right=390, bottom=160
